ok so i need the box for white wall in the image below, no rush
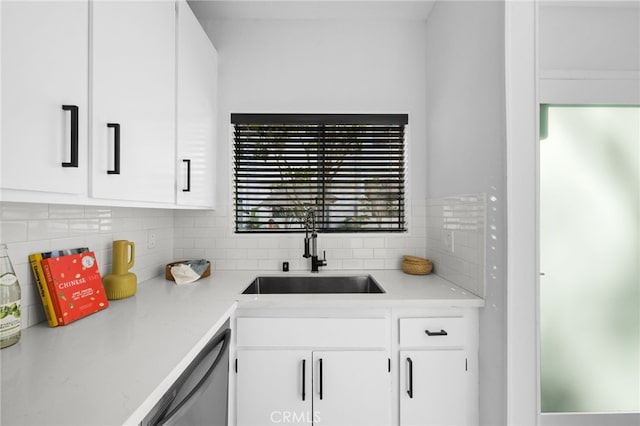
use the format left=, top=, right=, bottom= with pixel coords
left=208, top=17, right=429, bottom=202
left=174, top=16, right=431, bottom=271
left=424, top=1, right=507, bottom=425
left=539, top=2, right=640, bottom=74
left=538, top=1, right=640, bottom=104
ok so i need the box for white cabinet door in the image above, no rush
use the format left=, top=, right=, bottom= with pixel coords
left=176, top=0, right=217, bottom=208
left=399, top=350, right=467, bottom=426
left=1, top=0, right=88, bottom=195
left=236, top=350, right=311, bottom=426
left=91, top=0, right=175, bottom=203
left=312, top=351, right=391, bottom=426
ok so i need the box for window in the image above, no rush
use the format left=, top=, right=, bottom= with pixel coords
left=232, top=113, right=408, bottom=233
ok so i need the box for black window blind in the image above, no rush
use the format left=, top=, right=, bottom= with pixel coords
left=232, top=114, right=408, bottom=233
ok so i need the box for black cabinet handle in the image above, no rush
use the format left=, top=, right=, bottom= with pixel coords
left=107, top=123, right=120, bottom=175
left=425, top=329, right=448, bottom=336
left=407, top=357, right=413, bottom=398
left=301, top=359, right=306, bottom=401
left=62, top=105, right=78, bottom=167
left=182, top=159, right=191, bottom=192
left=319, top=358, right=323, bottom=400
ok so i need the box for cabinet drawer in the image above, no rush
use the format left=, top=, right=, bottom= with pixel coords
left=399, top=317, right=465, bottom=348
left=237, top=317, right=387, bottom=348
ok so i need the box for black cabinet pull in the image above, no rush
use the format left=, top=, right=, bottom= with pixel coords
left=62, top=105, right=78, bottom=167
left=407, top=357, right=413, bottom=398
left=301, top=359, right=306, bottom=401
left=319, top=358, right=323, bottom=400
left=182, top=159, right=191, bottom=192
left=425, top=329, right=448, bottom=336
left=107, top=123, right=120, bottom=175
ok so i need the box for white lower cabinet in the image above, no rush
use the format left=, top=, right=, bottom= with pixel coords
left=397, top=314, right=478, bottom=426
left=234, top=314, right=391, bottom=426
left=236, top=350, right=310, bottom=426
left=236, top=349, right=390, bottom=426
left=233, top=309, right=477, bottom=426
left=399, top=350, right=467, bottom=426
left=312, top=350, right=390, bottom=426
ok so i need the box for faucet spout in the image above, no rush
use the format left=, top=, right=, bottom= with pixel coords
left=302, top=208, right=327, bottom=272
left=302, top=208, right=314, bottom=258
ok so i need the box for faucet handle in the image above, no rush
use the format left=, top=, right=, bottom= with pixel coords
left=319, top=250, right=327, bottom=267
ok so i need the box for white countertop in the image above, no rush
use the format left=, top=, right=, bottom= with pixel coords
left=0, top=269, right=482, bottom=426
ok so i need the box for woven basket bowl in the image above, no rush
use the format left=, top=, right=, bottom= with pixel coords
left=401, top=256, right=433, bottom=275
left=165, top=260, right=211, bottom=281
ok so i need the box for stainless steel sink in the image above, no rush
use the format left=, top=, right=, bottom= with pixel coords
left=242, top=275, right=385, bottom=294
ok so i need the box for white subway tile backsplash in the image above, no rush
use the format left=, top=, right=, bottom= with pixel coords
left=363, top=238, right=385, bottom=249
left=363, top=258, right=386, bottom=270
left=257, top=238, right=279, bottom=249
left=317, top=237, right=343, bottom=249
left=353, top=248, right=374, bottom=259
left=193, top=215, right=216, bottom=228
left=425, top=194, right=486, bottom=298
left=28, top=220, right=69, bottom=241
left=84, top=207, right=113, bottom=219
left=173, top=200, right=428, bottom=272
left=236, top=259, right=257, bottom=270
left=123, top=217, right=144, bottom=231
left=1, top=203, right=48, bottom=220
left=1, top=221, right=28, bottom=243
left=69, top=219, right=100, bottom=235
left=341, top=259, right=364, bottom=270
left=247, top=248, right=269, bottom=260
left=373, top=248, right=388, bottom=259
left=1, top=202, right=174, bottom=330
left=342, top=238, right=363, bottom=249
left=257, top=259, right=280, bottom=271
left=49, top=205, right=85, bottom=219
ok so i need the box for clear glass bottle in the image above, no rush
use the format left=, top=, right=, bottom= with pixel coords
left=0, top=244, right=21, bottom=348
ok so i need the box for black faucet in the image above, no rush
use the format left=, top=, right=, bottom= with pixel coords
left=303, top=208, right=327, bottom=273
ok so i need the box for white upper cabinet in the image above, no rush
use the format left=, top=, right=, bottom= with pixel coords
left=91, top=0, right=176, bottom=203
left=176, top=0, right=217, bottom=208
left=1, top=0, right=89, bottom=196
left=1, top=0, right=218, bottom=209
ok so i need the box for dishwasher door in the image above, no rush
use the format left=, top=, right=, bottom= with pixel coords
left=142, top=325, right=231, bottom=426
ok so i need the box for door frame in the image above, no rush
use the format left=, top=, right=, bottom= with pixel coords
left=505, top=1, right=640, bottom=425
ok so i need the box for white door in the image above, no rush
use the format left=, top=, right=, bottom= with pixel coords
left=399, top=350, right=467, bottom=426
left=312, top=351, right=391, bottom=426
left=1, top=0, right=88, bottom=195
left=176, top=0, right=217, bottom=208
left=539, top=105, right=640, bottom=423
left=236, top=350, right=311, bottom=426
left=91, top=0, right=175, bottom=203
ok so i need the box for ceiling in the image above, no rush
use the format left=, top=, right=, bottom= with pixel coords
left=187, top=0, right=437, bottom=21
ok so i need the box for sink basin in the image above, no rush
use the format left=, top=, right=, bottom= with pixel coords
left=242, top=275, right=385, bottom=294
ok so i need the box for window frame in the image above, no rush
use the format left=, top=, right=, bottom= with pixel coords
left=231, top=113, right=409, bottom=234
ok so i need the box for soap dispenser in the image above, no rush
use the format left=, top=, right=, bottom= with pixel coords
left=103, top=240, right=137, bottom=300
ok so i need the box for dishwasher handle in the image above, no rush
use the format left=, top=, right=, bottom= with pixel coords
left=152, top=328, right=231, bottom=426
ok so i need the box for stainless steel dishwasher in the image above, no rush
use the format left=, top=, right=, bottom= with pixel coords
left=141, top=323, right=231, bottom=426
